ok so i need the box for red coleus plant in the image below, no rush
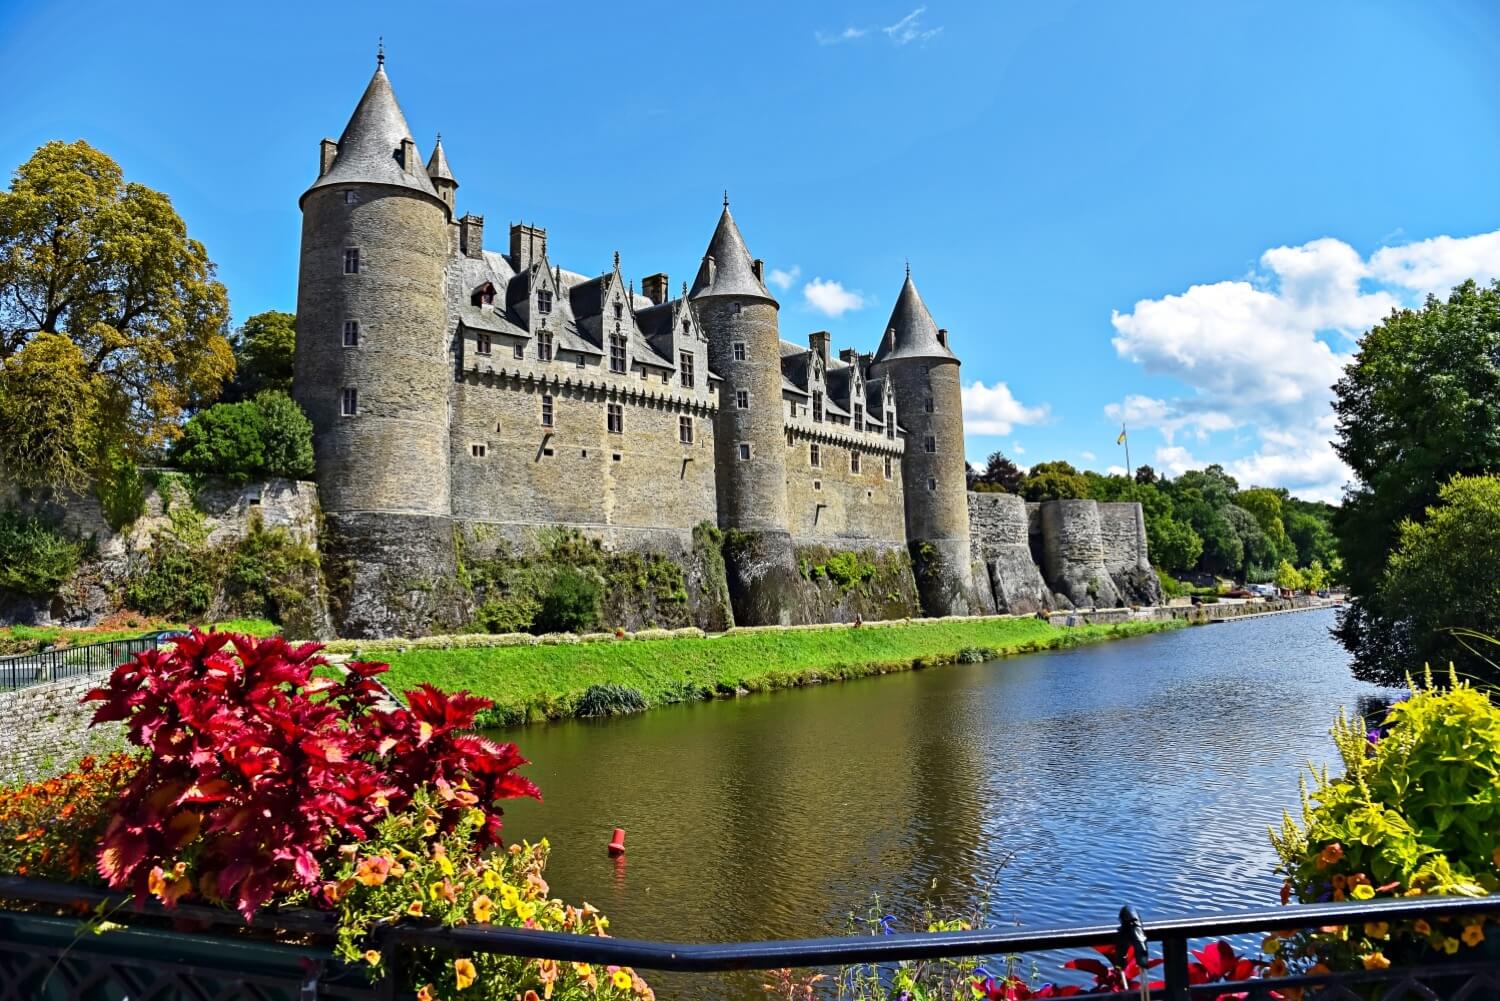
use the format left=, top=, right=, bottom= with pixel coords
left=84, top=630, right=539, bottom=920
left=1061, top=941, right=1275, bottom=1001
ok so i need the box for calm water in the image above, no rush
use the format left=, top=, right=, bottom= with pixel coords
left=495, top=609, right=1391, bottom=994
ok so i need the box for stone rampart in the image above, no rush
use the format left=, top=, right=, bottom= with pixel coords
left=0, top=674, right=123, bottom=783
left=967, top=492, right=1052, bottom=614
left=1039, top=499, right=1122, bottom=609
left=1098, top=501, right=1164, bottom=606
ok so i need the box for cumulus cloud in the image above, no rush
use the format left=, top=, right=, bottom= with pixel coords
left=768, top=265, right=801, bottom=291
left=1154, top=445, right=1199, bottom=478
left=960, top=381, right=1049, bottom=436
left=803, top=278, right=867, bottom=317
left=1012, top=441, right=1026, bottom=455
left=884, top=7, right=942, bottom=44
left=1106, top=465, right=1128, bottom=477
left=1368, top=230, right=1500, bottom=298
left=1080, top=450, right=1096, bottom=461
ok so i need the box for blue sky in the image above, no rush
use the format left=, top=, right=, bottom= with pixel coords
left=5, top=0, right=1500, bottom=501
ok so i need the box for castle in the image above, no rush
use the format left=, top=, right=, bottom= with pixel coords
left=294, top=56, right=1158, bottom=636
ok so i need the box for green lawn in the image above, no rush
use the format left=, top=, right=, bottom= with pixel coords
left=0, top=618, right=279, bottom=656
left=374, top=617, right=1183, bottom=727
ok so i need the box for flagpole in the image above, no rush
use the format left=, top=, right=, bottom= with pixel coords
left=1122, top=423, right=1131, bottom=480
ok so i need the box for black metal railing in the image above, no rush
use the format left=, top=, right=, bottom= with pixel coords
left=0, top=631, right=179, bottom=693
left=2, top=874, right=1499, bottom=999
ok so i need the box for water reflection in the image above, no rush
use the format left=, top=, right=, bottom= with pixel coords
left=494, top=609, right=1390, bottom=998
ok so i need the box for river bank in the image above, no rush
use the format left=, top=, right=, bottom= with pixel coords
left=356, top=616, right=1184, bottom=726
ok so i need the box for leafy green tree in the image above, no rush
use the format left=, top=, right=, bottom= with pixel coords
left=1332, top=280, right=1500, bottom=676
left=1149, top=514, right=1204, bottom=573
left=1224, top=505, right=1276, bottom=580
left=1286, top=505, right=1338, bottom=568
left=173, top=391, right=315, bottom=483
left=1304, top=560, right=1329, bottom=594
left=0, top=331, right=105, bottom=489
left=254, top=391, right=315, bottom=480
left=1374, top=475, right=1500, bottom=685
left=1235, top=488, right=1296, bottom=565
left=226, top=311, right=296, bottom=400
left=1173, top=464, right=1239, bottom=508
left=1134, top=464, right=1159, bottom=485
left=0, top=140, right=233, bottom=464
left=0, top=509, right=83, bottom=596
left=1021, top=460, right=1089, bottom=502
left=970, top=450, right=1024, bottom=493
left=1274, top=559, right=1304, bottom=592
left=1173, top=491, right=1242, bottom=576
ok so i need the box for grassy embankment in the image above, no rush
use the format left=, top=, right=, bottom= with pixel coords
left=367, top=617, right=1184, bottom=727
left=0, top=618, right=278, bottom=656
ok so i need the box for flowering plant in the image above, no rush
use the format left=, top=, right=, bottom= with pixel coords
left=0, top=752, right=140, bottom=880
left=84, top=630, right=539, bottom=919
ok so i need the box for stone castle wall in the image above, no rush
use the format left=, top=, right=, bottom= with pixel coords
left=967, top=492, right=1052, bottom=614
left=784, top=427, right=907, bottom=549
left=0, top=675, right=124, bottom=783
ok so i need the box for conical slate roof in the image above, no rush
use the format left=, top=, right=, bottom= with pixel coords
left=689, top=206, right=776, bottom=304
left=872, top=273, right=957, bottom=363
left=303, top=61, right=441, bottom=204
left=426, top=136, right=455, bottom=184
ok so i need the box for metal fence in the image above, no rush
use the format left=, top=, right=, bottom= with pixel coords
left=0, top=632, right=177, bottom=693
left=1, top=874, right=1498, bottom=999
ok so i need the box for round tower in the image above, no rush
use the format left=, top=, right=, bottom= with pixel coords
left=294, top=53, right=452, bottom=518
left=871, top=270, right=975, bottom=617
left=690, top=201, right=804, bottom=625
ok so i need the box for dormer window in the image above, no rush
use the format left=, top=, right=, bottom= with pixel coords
left=853, top=404, right=863, bottom=430
left=344, top=191, right=358, bottom=205
left=682, top=319, right=690, bottom=334
left=812, top=392, right=824, bottom=423
left=609, top=334, right=627, bottom=374
left=537, top=290, right=553, bottom=315
left=537, top=330, right=553, bottom=361
left=476, top=333, right=492, bottom=355
left=614, top=301, right=623, bottom=320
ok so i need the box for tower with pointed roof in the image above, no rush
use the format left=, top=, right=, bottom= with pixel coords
left=294, top=50, right=453, bottom=521
left=871, top=270, right=975, bottom=615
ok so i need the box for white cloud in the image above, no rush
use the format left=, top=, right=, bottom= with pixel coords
left=1080, top=450, right=1096, bottom=461
left=960, top=380, right=1049, bottom=436
left=803, top=277, right=867, bottom=317
left=884, top=7, right=942, bottom=44
left=768, top=265, right=801, bottom=291
left=1106, top=465, right=1128, bottom=477
left=815, top=26, right=869, bottom=45
left=1011, top=441, right=1026, bottom=455
left=1368, top=230, right=1500, bottom=298
left=1154, top=445, right=1199, bottom=478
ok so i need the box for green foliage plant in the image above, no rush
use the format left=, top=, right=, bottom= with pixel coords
left=575, top=683, right=649, bottom=717
left=94, top=453, right=147, bottom=530
left=533, top=566, right=602, bottom=635
left=0, top=331, right=106, bottom=490
left=227, top=310, right=296, bottom=399
left=0, top=509, right=84, bottom=596
left=253, top=390, right=316, bottom=479
left=1020, top=460, right=1089, bottom=502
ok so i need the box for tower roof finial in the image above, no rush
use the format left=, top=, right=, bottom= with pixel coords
left=723, top=190, right=729, bottom=209
left=905, top=258, right=910, bottom=279
left=377, top=37, right=384, bottom=67
left=614, top=250, right=620, bottom=270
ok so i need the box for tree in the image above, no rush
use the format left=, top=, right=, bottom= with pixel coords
left=0, top=140, right=233, bottom=471
left=0, top=332, right=105, bottom=489
left=1021, top=460, right=1089, bottom=502
left=1149, top=515, right=1204, bottom=573
left=226, top=311, right=296, bottom=400
left=1134, top=464, right=1159, bottom=485
left=254, top=390, right=315, bottom=480
left=1374, top=474, right=1500, bottom=685
left=1304, top=560, right=1329, bottom=594
left=971, top=450, right=1024, bottom=493
left=1332, top=280, right=1500, bottom=675
left=1224, top=505, right=1276, bottom=580
left=1274, top=559, right=1304, bottom=593
left=173, top=391, right=315, bottom=483
left=1285, top=506, right=1338, bottom=568
left=1235, top=488, right=1296, bottom=565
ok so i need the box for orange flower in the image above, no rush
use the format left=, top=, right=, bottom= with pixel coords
left=1414, top=919, right=1432, bottom=935
left=472, top=895, right=494, bottom=924
left=407, top=900, right=425, bottom=916
left=416, top=985, right=435, bottom=1001
left=1315, top=843, right=1344, bottom=869
left=1463, top=924, right=1485, bottom=947
left=363, top=950, right=381, bottom=965
left=1361, top=953, right=1390, bottom=971
left=524, top=993, right=540, bottom=1001
left=355, top=856, right=392, bottom=887
left=454, top=958, right=476, bottom=990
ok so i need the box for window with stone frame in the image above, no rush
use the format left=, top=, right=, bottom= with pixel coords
left=476, top=333, right=491, bottom=355
left=853, top=403, right=864, bottom=430
left=680, top=351, right=695, bottom=388
left=340, top=387, right=357, bottom=416
left=735, top=389, right=749, bottom=409
left=730, top=303, right=742, bottom=315
left=343, top=248, right=360, bottom=274
left=812, top=391, right=824, bottom=422
left=928, top=477, right=937, bottom=491
left=607, top=403, right=623, bottom=435
left=344, top=190, right=358, bottom=205
left=738, top=442, right=751, bottom=460
left=342, top=320, right=359, bottom=347
left=541, top=394, right=554, bottom=427
left=884, top=456, right=893, bottom=479
left=732, top=341, right=746, bottom=361
left=470, top=443, right=487, bottom=458
left=679, top=415, right=693, bottom=444
left=925, top=397, right=935, bottom=413
left=513, top=342, right=524, bottom=359
left=609, top=334, right=627, bottom=374
left=925, top=435, right=936, bottom=453
left=537, top=330, right=553, bottom=361
left=886, top=419, right=895, bottom=440
left=850, top=450, right=861, bottom=474
left=614, top=301, right=624, bottom=320
left=810, top=442, right=820, bottom=467
left=537, top=290, right=553, bottom=315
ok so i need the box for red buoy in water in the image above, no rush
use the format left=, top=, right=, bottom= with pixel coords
left=607, top=828, right=626, bottom=855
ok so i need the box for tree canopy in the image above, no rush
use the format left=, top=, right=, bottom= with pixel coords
left=225, top=310, right=295, bottom=401
left=0, top=140, right=233, bottom=486
left=1020, top=460, right=1089, bottom=502
left=969, top=450, right=1024, bottom=493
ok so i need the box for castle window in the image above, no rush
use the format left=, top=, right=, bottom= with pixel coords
left=541, top=394, right=554, bottom=427
left=537, top=290, right=553, bottom=315
left=814, top=480, right=822, bottom=491
left=476, top=333, right=492, bottom=355
left=924, top=435, right=936, bottom=453
left=680, top=352, right=694, bottom=388
left=738, top=443, right=751, bottom=460
left=514, top=342, right=525, bottom=359
left=679, top=416, right=693, bottom=444
left=343, top=190, right=358, bottom=205
left=471, top=443, right=487, bottom=458
left=614, top=301, right=623, bottom=320
left=884, top=456, right=893, bottom=479
left=576, top=353, right=585, bottom=368
left=928, top=477, right=937, bottom=491
left=732, top=341, right=746, bottom=362
left=887, top=421, right=895, bottom=441
left=609, top=334, right=627, bottom=374
left=340, top=387, right=357, bottom=416
left=853, top=404, right=864, bottom=430
left=343, top=248, right=360, bottom=274
left=812, top=392, right=823, bottom=422
left=613, top=452, right=622, bottom=462
left=735, top=389, right=749, bottom=409
left=730, top=303, right=742, bottom=315
left=809, top=443, right=820, bottom=468
left=851, top=450, right=862, bottom=474
left=924, top=397, right=934, bottom=414
left=342, top=320, right=359, bottom=347
left=495, top=420, right=503, bottom=432
left=482, top=289, right=495, bottom=305
left=607, top=403, right=623, bottom=435
left=682, top=319, right=690, bottom=334
left=537, top=330, right=554, bottom=362
left=543, top=447, right=555, bottom=456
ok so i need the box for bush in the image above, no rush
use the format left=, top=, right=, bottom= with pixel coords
left=95, top=456, right=147, bottom=530
left=0, top=509, right=84, bottom=596
left=223, top=517, right=319, bottom=623
left=124, top=506, right=214, bottom=618
left=532, top=566, right=601, bottom=635
left=173, top=390, right=314, bottom=483
left=0, top=752, right=140, bottom=880
left=254, top=390, right=316, bottom=479
left=575, top=683, right=648, bottom=717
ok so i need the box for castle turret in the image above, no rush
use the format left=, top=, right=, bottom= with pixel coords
left=426, top=134, right=457, bottom=214
left=871, top=270, right=974, bottom=616
left=295, top=53, right=452, bottom=519
left=690, top=201, right=805, bottom=625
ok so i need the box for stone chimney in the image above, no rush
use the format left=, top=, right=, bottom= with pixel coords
left=319, top=138, right=338, bottom=176
left=641, top=273, right=670, bottom=305
left=752, top=258, right=765, bottom=283
left=460, top=214, right=484, bottom=259
left=399, top=138, right=417, bottom=174
left=809, top=331, right=831, bottom=367
left=838, top=348, right=860, bottom=367
left=510, top=223, right=547, bottom=272
left=937, top=328, right=949, bottom=349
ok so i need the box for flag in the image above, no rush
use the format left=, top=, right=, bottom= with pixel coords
left=1116, top=427, right=1127, bottom=445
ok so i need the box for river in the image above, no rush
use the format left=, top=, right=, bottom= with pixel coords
left=495, top=608, right=1392, bottom=996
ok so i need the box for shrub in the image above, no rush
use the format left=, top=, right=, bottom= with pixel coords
left=83, top=630, right=539, bottom=918
left=1270, top=674, right=1500, bottom=971
left=124, top=505, right=214, bottom=618
left=575, top=683, right=648, bottom=717
left=254, top=390, right=316, bottom=479
left=223, top=517, right=319, bottom=622
left=95, top=456, right=147, bottom=530
left=173, top=390, right=314, bottom=483
left=533, top=566, right=601, bottom=635
left=0, top=509, right=84, bottom=596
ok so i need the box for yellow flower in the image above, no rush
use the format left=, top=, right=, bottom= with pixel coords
left=363, top=950, right=381, bottom=966
left=1363, top=922, right=1389, bottom=939
left=423, top=819, right=437, bottom=836
left=516, top=900, right=536, bottom=921
left=454, top=957, right=476, bottom=990
left=501, top=885, right=521, bottom=910
left=1362, top=952, right=1390, bottom=971
left=1444, top=937, right=1461, bottom=955
left=472, top=895, right=494, bottom=924
left=437, top=855, right=456, bottom=877
left=407, top=900, right=424, bottom=916
left=481, top=868, right=503, bottom=891
left=612, top=970, right=634, bottom=990
left=1463, top=924, right=1486, bottom=947
left=1413, top=919, right=1432, bottom=935
left=466, top=808, right=486, bottom=826
left=1350, top=884, right=1375, bottom=900
left=573, top=964, right=593, bottom=976
left=1261, top=936, right=1282, bottom=954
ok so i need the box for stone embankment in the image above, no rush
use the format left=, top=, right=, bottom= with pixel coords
left=1048, top=597, right=1341, bottom=627
left=0, top=674, right=122, bottom=783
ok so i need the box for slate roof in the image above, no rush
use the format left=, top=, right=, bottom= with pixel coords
left=689, top=207, right=776, bottom=303
left=304, top=62, right=441, bottom=205
left=873, top=273, right=957, bottom=364
left=426, top=136, right=455, bottom=183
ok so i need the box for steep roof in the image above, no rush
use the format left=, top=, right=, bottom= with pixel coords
left=426, top=136, right=455, bottom=184
left=872, top=273, right=957, bottom=364
left=689, top=206, right=777, bottom=303
left=303, top=61, right=442, bottom=205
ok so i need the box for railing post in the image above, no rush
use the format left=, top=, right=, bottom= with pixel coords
left=1162, top=935, right=1190, bottom=1001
